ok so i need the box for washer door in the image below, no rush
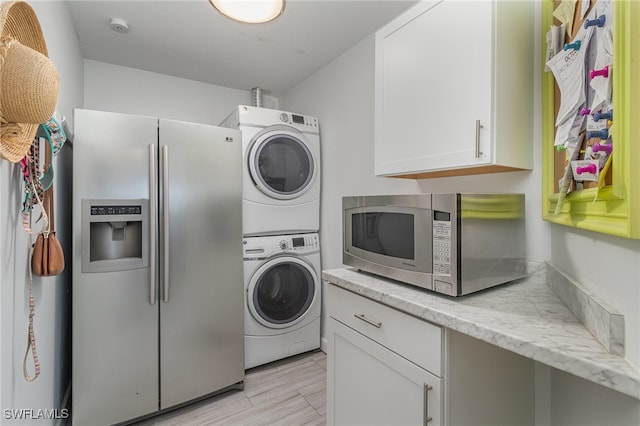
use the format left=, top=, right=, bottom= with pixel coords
left=248, top=126, right=316, bottom=200
left=247, top=256, right=317, bottom=329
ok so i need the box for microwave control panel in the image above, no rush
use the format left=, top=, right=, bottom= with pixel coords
left=432, top=211, right=452, bottom=275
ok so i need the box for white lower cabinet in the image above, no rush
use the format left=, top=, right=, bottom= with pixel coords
left=327, top=284, right=443, bottom=425
left=327, top=283, right=534, bottom=426
left=329, top=320, right=442, bottom=425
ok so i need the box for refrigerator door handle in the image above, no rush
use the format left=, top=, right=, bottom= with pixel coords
left=149, top=144, right=157, bottom=305
left=162, top=145, right=170, bottom=303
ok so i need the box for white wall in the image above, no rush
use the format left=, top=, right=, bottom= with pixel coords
left=84, top=60, right=278, bottom=125
left=281, top=3, right=640, bottom=424
left=0, top=1, right=83, bottom=424
left=281, top=35, right=421, bottom=270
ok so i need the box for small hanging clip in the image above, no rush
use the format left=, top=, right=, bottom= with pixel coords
left=593, top=110, right=613, bottom=122
left=576, top=163, right=597, bottom=175
left=586, top=128, right=609, bottom=140
left=592, top=143, right=613, bottom=155
left=563, top=40, right=581, bottom=51
left=584, top=15, right=605, bottom=29
left=590, top=65, right=609, bottom=80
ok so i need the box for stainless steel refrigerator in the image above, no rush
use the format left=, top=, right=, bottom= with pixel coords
left=72, top=109, right=244, bottom=425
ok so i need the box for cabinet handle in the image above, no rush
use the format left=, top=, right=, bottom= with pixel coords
left=475, top=119, right=483, bottom=158
left=354, top=314, right=382, bottom=328
left=423, top=383, right=433, bottom=425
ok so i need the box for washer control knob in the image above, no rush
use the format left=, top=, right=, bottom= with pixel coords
left=279, top=113, right=289, bottom=123
left=279, top=240, right=288, bottom=250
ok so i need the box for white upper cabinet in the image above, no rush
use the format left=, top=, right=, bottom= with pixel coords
left=374, top=0, right=534, bottom=178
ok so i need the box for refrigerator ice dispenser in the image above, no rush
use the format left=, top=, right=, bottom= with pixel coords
left=82, top=199, right=149, bottom=273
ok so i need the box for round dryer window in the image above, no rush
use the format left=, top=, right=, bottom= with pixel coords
left=248, top=127, right=316, bottom=200
left=248, top=257, right=317, bottom=329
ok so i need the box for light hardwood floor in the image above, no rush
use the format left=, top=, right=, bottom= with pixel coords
left=134, top=350, right=327, bottom=426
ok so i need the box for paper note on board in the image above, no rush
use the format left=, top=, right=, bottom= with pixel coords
left=594, top=0, right=613, bottom=20
left=580, top=0, right=591, bottom=19
left=555, top=113, right=585, bottom=147
left=545, top=24, right=565, bottom=71
left=590, top=26, right=613, bottom=110
left=554, top=137, right=583, bottom=215
left=586, top=109, right=609, bottom=132
left=546, top=25, right=595, bottom=127
left=553, top=0, right=577, bottom=37
left=552, top=24, right=565, bottom=54
left=571, top=160, right=600, bottom=182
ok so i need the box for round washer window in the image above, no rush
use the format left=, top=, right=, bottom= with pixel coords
left=249, top=132, right=315, bottom=199
left=251, top=260, right=315, bottom=327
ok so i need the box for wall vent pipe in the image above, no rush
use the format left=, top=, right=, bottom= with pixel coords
left=251, top=87, right=263, bottom=108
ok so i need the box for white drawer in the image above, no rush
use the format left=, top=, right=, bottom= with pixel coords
left=327, top=283, right=443, bottom=376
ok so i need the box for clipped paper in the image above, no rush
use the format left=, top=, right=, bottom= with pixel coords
left=580, top=0, right=590, bottom=18
left=555, top=113, right=585, bottom=147
left=590, top=26, right=613, bottom=110
left=546, top=25, right=595, bottom=127
left=553, top=0, right=577, bottom=37
left=571, top=160, right=599, bottom=182
left=545, top=24, right=566, bottom=71
left=586, top=111, right=608, bottom=131
left=554, top=137, right=583, bottom=215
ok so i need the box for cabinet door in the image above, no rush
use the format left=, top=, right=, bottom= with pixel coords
left=327, top=318, right=442, bottom=426
left=375, top=0, right=493, bottom=176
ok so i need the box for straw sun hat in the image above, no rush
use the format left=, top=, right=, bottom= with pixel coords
left=0, top=0, right=59, bottom=163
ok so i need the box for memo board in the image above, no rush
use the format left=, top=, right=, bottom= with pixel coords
left=541, top=0, right=640, bottom=239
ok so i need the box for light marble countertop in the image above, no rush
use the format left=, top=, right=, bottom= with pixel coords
left=322, top=263, right=640, bottom=400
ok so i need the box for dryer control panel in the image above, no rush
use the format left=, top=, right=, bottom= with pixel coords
left=243, top=233, right=319, bottom=258
left=278, top=112, right=319, bottom=130
left=231, top=105, right=320, bottom=135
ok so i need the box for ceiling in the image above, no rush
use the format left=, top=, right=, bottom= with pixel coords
left=67, top=0, right=416, bottom=97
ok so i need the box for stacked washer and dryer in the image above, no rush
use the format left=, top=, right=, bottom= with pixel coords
left=222, top=105, right=322, bottom=369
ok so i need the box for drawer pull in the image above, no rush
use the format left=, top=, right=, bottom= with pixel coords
left=354, top=314, right=382, bottom=328
left=423, top=383, right=433, bottom=425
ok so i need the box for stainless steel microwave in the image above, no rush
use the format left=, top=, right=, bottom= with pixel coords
left=343, top=193, right=527, bottom=297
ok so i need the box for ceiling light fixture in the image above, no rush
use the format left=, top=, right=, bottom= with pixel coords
left=209, top=0, right=285, bottom=24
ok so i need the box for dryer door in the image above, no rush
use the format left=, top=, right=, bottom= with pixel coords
left=247, top=256, right=318, bottom=329
left=248, top=126, right=317, bottom=200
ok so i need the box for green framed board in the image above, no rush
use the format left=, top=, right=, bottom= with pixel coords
left=542, top=0, right=640, bottom=238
